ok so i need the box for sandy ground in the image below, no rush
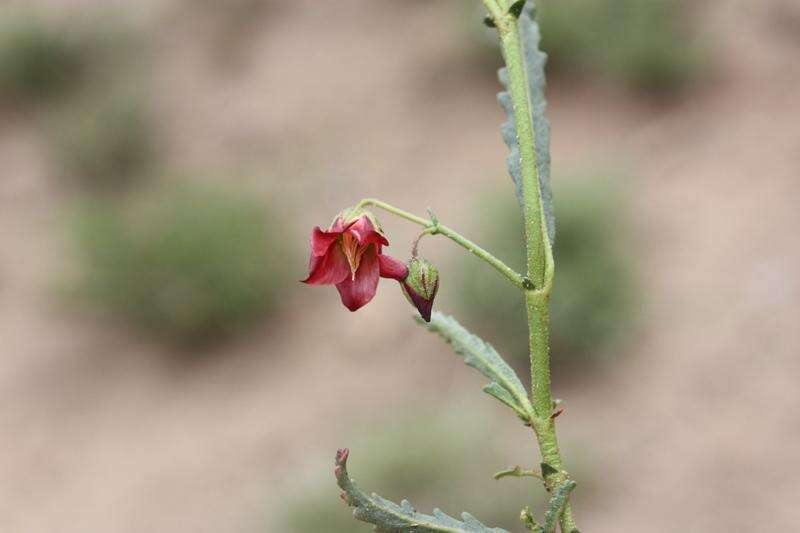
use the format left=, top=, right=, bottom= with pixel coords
left=1, top=0, right=799, bottom=531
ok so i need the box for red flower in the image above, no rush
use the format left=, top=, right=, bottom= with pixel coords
left=302, top=212, right=408, bottom=311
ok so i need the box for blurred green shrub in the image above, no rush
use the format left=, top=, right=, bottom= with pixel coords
left=72, top=185, right=290, bottom=344
left=541, top=0, right=703, bottom=94
left=456, top=177, right=637, bottom=370
left=462, top=0, right=704, bottom=95
left=0, top=10, right=142, bottom=107
left=50, top=91, right=155, bottom=190
left=0, top=14, right=84, bottom=104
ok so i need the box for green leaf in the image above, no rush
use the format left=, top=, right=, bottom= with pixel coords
left=498, top=1, right=555, bottom=245
left=482, top=383, right=528, bottom=419
left=508, top=0, right=527, bottom=19
left=518, top=481, right=576, bottom=533
left=520, top=507, right=543, bottom=532
left=335, top=448, right=510, bottom=533
left=540, top=462, right=559, bottom=478
left=417, top=312, right=533, bottom=419
left=542, top=481, right=576, bottom=533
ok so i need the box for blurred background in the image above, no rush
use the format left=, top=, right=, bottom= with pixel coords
left=0, top=0, right=798, bottom=531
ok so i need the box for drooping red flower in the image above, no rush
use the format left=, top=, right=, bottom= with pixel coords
left=302, top=211, right=408, bottom=311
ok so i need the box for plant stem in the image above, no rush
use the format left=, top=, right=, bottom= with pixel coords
left=499, top=24, right=547, bottom=289
left=411, top=227, right=436, bottom=258
left=526, top=292, right=578, bottom=530
left=493, top=466, right=543, bottom=480
left=481, top=0, right=505, bottom=20
left=356, top=198, right=527, bottom=290
left=494, top=7, right=579, bottom=532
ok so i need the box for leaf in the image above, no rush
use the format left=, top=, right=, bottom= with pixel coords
left=520, top=507, right=543, bottom=532
left=539, top=462, right=559, bottom=478
left=542, top=480, right=576, bottom=533
left=497, top=1, right=555, bottom=245
left=417, top=312, right=533, bottom=419
left=508, top=0, right=527, bottom=19
left=519, top=480, right=576, bottom=533
left=335, top=448, right=510, bottom=533
left=482, top=383, right=529, bottom=419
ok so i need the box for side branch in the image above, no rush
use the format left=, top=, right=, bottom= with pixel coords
left=356, top=198, right=527, bottom=289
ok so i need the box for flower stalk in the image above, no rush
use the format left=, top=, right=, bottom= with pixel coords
left=356, top=198, right=527, bottom=290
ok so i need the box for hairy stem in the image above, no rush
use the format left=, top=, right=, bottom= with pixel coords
left=411, top=227, right=436, bottom=258
left=526, top=293, right=552, bottom=417
left=481, top=0, right=505, bottom=19
left=500, top=25, right=546, bottom=288
left=527, top=294, right=577, bottom=531
left=494, top=6, right=578, bottom=532
left=493, top=466, right=543, bottom=480
left=356, top=198, right=527, bottom=289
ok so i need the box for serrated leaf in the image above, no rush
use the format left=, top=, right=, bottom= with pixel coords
left=335, top=448, right=510, bottom=533
left=417, top=312, right=533, bottom=419
left=497, top=1, right=555, bottom=245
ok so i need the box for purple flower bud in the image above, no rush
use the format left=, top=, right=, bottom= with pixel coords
left=401, top=257, right=439, bottom=322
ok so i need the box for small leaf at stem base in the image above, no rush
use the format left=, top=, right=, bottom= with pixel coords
left=509, top=0, right=527, bottom=19
left=540, top=462, right=559, bottom=477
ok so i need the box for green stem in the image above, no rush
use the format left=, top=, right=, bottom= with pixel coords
left=526, top=293, right=552, bottom=417
left=500, top=22, right=546, bottom=289
left=494, top=7, right=578, bottom=532
left=411, top=227, right=436, bottom=258
left=356, top=198, right=527, bottom=290
left=481, top=0, right=505, bottom=19
left=493, top=466, right=543, bottom=480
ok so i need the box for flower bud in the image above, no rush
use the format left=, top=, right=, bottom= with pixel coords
left=401, top=257, right=439, bottom=322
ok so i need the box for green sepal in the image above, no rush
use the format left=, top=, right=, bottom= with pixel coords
left=404, top=257, right=438, bottom=300
left=335, top=206, right=383, bottom=232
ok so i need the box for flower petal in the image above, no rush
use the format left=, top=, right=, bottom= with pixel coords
left=347, top=216, right=389, bottom=247
left=310, top=226, right=342, bottom=257
left=335, top=245, right=380, bottom=311
left=378, top=254, right=408, bottom=281
left=302, top=244, right=350, bottom=285
left=330, top=217, right=349, bottom=232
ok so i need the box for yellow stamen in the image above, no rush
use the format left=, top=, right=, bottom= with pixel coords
left=341, top=233, right=367, bottom=280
